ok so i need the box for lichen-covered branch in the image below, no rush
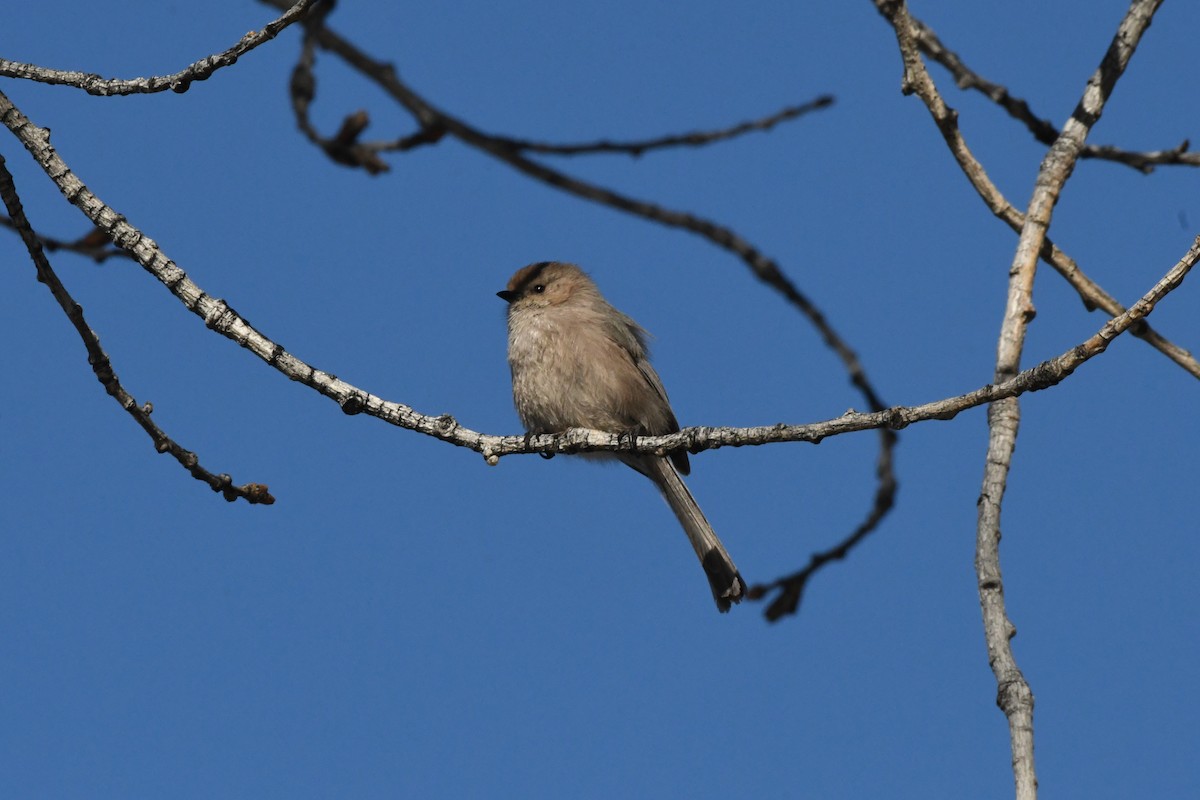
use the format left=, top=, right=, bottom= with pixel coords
left=981, top=0, right=1164, bottom=793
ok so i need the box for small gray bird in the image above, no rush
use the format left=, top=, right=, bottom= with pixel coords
left=498, top=261, right=744, bottom=612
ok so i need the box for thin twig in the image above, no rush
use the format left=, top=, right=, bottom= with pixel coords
left=897, top=9, right=1198, bottom=173
left=0, top=0, right=320, bottom=96
left=0, top=152, right=274, bottom=505
left=873, top=0, right=1199, bottom=380
left=0, top=215, right=134, bottom=263
left=748, top=428, right=897, bottom=621
left=490, top=96, right=834, bottom=157
left=286, top=28, right=444, bottom=174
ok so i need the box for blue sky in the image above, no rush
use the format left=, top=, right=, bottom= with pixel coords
left=2, top=1, right=1197, bottom=797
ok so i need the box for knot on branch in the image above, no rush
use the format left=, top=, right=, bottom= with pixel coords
left=322, top=110, right=390, bottom=175
left=340, top=394, right=365, bottom=415
left=884, top=407, right=910, bottom=430
left=235, top=482, right=276, bottom=505
left=996, top=676, right=1034, bottom=713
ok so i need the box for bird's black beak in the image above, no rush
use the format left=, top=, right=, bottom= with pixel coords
left=497, top=290, right=515, bottom=303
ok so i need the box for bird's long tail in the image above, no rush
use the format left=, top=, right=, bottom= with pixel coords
left=640, top=456, right=745, bottom=612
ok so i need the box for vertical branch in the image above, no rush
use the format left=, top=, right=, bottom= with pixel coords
left=971, top=3, right=1163, bottom=799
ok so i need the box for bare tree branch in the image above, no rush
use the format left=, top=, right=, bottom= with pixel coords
left=894, top=7, right=1198, bottom=173
left=981, top=0, right=1165, bottom=791
left=888, top=2, right=1165, bottom=797
left=753, top=232, right=1200, bottom=620
left=5, top=82, right=1193, bottom=468
left=874, top=0, right=1199, bottom=380
left=0, top=0, right=320, bottom=96
left=0, top=153, right=274, bottom=505
left=286, top=26, right=445, bottom=174
left=491, top=96, right=834, bottom=157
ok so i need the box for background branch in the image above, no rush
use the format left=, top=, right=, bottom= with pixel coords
left=887, top=4, right=1198, bottom=173
left=0, top=216, right=133, bottom=263
left=0, top=154, right=274, bottom=505
left=491, top=96, right=834, bottom=157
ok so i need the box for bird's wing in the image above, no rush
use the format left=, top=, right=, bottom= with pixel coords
left=602, top=309, right=690, bottom=475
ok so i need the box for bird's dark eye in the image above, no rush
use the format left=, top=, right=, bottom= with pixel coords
left=533, top=284, right=546, bottom=294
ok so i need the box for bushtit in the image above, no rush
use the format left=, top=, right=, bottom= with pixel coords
left=498, top=261, right=744, bottom=612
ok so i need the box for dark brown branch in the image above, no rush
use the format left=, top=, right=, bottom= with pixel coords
left=748, top=428, right=897, bottom=621
left=0, top=152, right=274, bottom=505
left=490, top=96, right=834, bottom=157
left=286, top=29, right=444, bottom=174
left=0, top=216, right=134, bottom=264
left=0, top=0, right=320, bottom=96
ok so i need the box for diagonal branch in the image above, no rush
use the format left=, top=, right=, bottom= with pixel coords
left=897, top=9, right=1198, bottom=173
left=874, top=0, right=1198, bottom=380
left=0, top=152, right=274, bottom=505
left=0, top=0, right=320, bottom=96
left=491, top=96, right=834, bottom=157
